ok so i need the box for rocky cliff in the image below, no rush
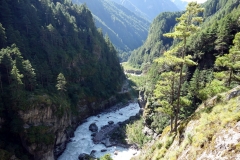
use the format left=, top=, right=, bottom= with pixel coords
left=17, top=94, right=122, bottom=160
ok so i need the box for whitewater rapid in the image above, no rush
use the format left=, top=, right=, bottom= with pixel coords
left=58, top=102, right=140, bottom=160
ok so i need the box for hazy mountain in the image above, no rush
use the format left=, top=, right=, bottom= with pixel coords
left=171, top=0, right=188, bottom=10
left=73, top=0, right=150, bottom=52
left=110, top=0, right=180, bottom=21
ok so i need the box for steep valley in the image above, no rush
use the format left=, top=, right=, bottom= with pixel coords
left=0, top=0, right=240, bottom=160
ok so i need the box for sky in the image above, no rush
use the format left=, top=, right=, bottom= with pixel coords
left=182, top=0, right=208, bottom=4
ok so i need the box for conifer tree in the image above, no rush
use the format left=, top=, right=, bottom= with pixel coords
left=161, top=2, right=204, bottom=132
left=22, top=60, right=36, bottom=91
left=11, top=61, right=23, bottom=86
left=215, top=32, right=240, bottom=87
left=56, top=73, right=67, bottom=93
left=154, top=71, right=179, bottom=131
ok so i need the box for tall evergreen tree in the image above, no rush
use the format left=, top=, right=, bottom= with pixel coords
left=215, top=32, right=240, bottom=87
left=161, top=2, right=204, bottom=132
left=56, top=72, right=67, bottom=92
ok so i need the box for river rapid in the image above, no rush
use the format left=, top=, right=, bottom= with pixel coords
left=58, top=102, right=141, bottom=160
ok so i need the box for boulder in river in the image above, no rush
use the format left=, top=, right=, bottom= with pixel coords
left=78, top=153, right=94, bottom=160
left=89, top=123, right=98, bottom=132
left=101, top=149, right=107, bottom=152
left=91, top=133, right=96, bottom=137
left=90, top=150, right=96, bottom=157
left=108, top=121, right=114, bottom=125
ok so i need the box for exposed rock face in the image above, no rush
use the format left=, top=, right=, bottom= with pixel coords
left=138, top=90, right=146, bottom=110
left=16, top=94, right=120, bottom=160
left=18, top=96, right=71, bottom=160
left=197, top=121, right=240, bottom=160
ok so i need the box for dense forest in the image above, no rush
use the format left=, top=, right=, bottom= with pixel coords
left=0, top=0, right=126, bottom=159
left=128, top=11, right=182, bottom=69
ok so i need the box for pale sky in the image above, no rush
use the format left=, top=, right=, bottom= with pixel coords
left=182, top=0, right=208, bottom=4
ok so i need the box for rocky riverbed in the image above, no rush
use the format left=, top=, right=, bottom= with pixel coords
left=58, top=102, right=141, bottom=160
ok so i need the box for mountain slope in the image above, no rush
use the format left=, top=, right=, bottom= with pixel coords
left=111, top=0, right=180, bottom=21
left=128, top=0, right=240, bottom=159
left=0, top=0, right=125, bottom=159
left=73, top=0, right=150, bottom=52
left=171, top=0, right=187, bottom=10
left=133, top=86, right=240, bottom=160
left=128, top=11, right=182, bottom=68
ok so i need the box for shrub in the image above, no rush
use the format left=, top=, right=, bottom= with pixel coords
left=100, top=154, right=113, bottom=160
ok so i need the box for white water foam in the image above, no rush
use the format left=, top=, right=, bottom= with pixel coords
left=58, top=103, right=140, bottom=160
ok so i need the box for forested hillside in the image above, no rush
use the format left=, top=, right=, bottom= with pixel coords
left=111, top=0, right=180, bottom=21
left=0, top=0, right=125, bottom=159
left=124, top=0, right=240, bottom=158
left=73, top=0, right=150, bottom=58
left=128, top=11, right=182, bottom=69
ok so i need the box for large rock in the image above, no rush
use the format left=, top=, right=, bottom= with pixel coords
left=78, top=153, right=94, bottom=160
left=89, top=123, right=98, bottom=132
left=93, top=124, right=119, bottom=143
left=108, top=121, right=114, bottom=125
left=138, top=90, right=146, bottom=109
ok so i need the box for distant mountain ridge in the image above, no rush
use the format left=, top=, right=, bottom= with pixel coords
left=73, top=0, right=150, bottom=52
left=171, top=0, right=188, bottom=10
left=111, top=0, right=180, bottom=21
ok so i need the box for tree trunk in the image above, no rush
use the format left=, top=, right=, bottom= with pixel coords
left=174, top=37, right=186, bottom=133
left=171, top=76, right=175, bottom=132
left=0, top=75, right=2, bottom=92
left=228, top=69, right=233, bottom=87
left=175, top=64, right=183, bottom=132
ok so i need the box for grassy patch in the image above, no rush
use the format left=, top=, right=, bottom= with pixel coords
left=121, top=62, right=141, bottom=72
left=126, top=119, right=150, bottom=148
left=127, top=74, right=146, bottom=89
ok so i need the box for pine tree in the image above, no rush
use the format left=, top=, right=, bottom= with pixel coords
left=0, top=23, right=6, bottom=48
left=11, top=61, right=23, bottom=86
left=56, top=73, right=67, bottom=93
left=161, top=2, right=204, bottom=132
left=22, top=60, right=36, bottom=91
left=154, top=71, right=179, bottom=131
left=215, top=32, right=240, bottom=87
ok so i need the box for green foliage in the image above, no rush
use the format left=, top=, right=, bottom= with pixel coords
left=126, top=119, right=150, bottom=148
left=165, top=136, right=174, bottom=149
left=215, top=32, right=240, bottom=87
left=156, top=2, right=204, bottom=132
left=0, top=0, right=125, bottom=158
left=73, top=0, right=150, bottom=52
left=0, top=149, right=12, bottom=160
left=100, top=154, right=113, bottom=160
left=150, top=112, right=169, bottom=134
left=198, top=79, right=228, bottom=101
left=26, top=126, right=54, bottom=146
left=128, top=12, right=182, bottom=68
left=56, top=73, right=67, bottom=92
left=129, top=0, right=240, bottom=159
left=154, top=71, right=179, bottom=130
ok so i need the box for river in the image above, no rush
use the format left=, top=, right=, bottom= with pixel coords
left=58, top=102, right=141, bottom=160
